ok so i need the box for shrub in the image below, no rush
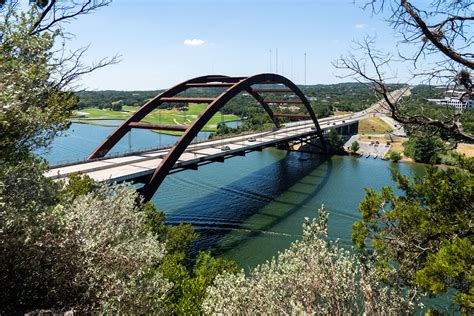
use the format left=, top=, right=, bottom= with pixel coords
left=0, top=174, right=171, bottom=313
left=388, top=151, right=401, bottom=162
left=203, top=207, right=420, bottom=314
left=351, top=141, right=360, bottom=152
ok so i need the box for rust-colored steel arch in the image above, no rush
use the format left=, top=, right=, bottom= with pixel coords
left=88, top=74, right=277, bottom=159
left=87, top=73, right=326, bottom=201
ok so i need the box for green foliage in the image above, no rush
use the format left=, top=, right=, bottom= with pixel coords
left=142, top=202, right=168, bottom=238
left=400, top=85, right=474, bottom=137
left=403, top=132, right=445, bottom=163
left=388, top=150, right=401, bottom=162
left=76, top=90, right=162, bottom=110
left=203, top=207, right=420, bottom=314
left=455, top=154, right=474, bottom=173
left=350, top=140, right=360, bottom=152
left=328, top=129, right=344, bottom=151
left=302, top=82, right=383, bottom=112
left=159, top=251, right=238, bottom=315
left=58, top=172, right=97, bottom=201
left=193, top=251, right=239, bottom=283
left=352, top=166, right=473, bottom=313
left=416, top=238, right=473, bottom=308
left=0, top=169, right=171, bottom=313
left=141, top=202, right=238, bottom=315
left=0, top=5, right=77, bottom=163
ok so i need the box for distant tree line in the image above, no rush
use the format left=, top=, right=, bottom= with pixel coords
left=74, top=83, right=384, bottom=116
left=76, top=90, right=163, bottom=110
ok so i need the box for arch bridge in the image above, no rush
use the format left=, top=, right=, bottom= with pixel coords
left=47, top=74, right=359, bottom=202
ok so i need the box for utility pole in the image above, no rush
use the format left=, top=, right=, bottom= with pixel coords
left=304, top=52, right=307, bottom=85
left=276, top=48, right=278, bottom=74
left=291, top=56, right=293, bottom=80
left=269, top=49, right=272, bottom=73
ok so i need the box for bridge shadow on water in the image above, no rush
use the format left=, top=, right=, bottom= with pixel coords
left=156, top=150, right=334, bottom=260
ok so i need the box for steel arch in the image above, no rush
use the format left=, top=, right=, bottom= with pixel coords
left=87, top=73, right=327, bottom=201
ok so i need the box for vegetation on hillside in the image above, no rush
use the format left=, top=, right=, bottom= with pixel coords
left=1, top=0, right=472, bottom=314
left=0, top=2, right=236, bottom=313
left=352, top=166, right=473, bottom=313
left=204, top=207, right=420, bottom=314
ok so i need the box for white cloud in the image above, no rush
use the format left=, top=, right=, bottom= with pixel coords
left=355, top=23, right=367, bottom=29
left=184, top=39, right=205, bottom=46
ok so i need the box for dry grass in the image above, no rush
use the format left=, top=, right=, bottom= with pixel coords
left=334, top=110, right=352, bottom=116
left=359, top=136, right=390, bottom=143
left=456, top=143, right=474, bottom=157
left=390, top=141, right=405, bottom=154
left=359, top=118, right=393, bottom=134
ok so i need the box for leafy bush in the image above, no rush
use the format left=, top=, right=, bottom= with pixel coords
left=0, top=163, right=171, bottom=313
left=328, top=129, right=344, bottom=151
left=388, top=151, right=401, bottom=162
left=351, top=140, right=360, bottom=152
left=203, top=207, right=420, bottom=314
left=403, top=132, right=445, bottom=163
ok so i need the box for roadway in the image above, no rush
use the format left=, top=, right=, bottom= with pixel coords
left=45, top=88, right=408, bottom=183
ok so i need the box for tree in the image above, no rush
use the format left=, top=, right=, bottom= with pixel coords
left=403, top=131, right=445, bottom=163
left=0, top=1, right=173, bottom=313
left=334, top=0, right=473, bottom=142
left=0, top=0, right=118, bottom=164
left=203, top=207, right=420, bottom=314
left=388, top=150, right=402, bottom=162
left=328, top=129, right=344, bottom=151
left=352, top=167, right=473, bottom=313
left=141, top=201, right=238, bottom=314
left=351, top=140, right=360, bottom=152
left=110, top=100, right=123, bottom=111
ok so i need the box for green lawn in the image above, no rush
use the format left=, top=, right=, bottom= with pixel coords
left=73, top=104, right=240, bottom=135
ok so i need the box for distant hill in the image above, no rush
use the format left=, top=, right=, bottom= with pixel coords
left=74, top=82, right=406, bottom=114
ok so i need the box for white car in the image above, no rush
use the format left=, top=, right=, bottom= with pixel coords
left=221, top=145, right=231, bottom=151
left=247, top=137, right=256, bottom=142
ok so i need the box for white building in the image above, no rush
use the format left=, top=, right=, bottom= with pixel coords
left=427, top=97, right=474, bottom=111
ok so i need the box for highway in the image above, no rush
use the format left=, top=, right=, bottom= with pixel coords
left=45, top=88, right=408, bottom=184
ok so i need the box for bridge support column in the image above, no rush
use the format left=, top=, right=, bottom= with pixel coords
left=349, top=122, right=359, bottom=134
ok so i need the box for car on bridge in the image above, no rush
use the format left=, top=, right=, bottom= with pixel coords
left=247, top=137, right=256, bottom=142
left=221, top=145, right=231, bottom=151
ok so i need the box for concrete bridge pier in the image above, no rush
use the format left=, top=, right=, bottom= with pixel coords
left=335, top=121, right=359, bottom=140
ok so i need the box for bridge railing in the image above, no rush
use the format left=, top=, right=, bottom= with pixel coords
left=47, top=117, right=327, bottom=169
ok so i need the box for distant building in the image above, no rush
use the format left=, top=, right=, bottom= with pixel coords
left=427, top=97, right=474, bottom=111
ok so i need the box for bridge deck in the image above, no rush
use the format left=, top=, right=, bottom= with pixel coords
left=45, top=117, right=357, bottom=183
left=45, top=87, right=409, bottom=184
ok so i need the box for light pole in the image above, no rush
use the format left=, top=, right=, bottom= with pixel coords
left=276, top=48, right=278, bottom=74
left=304, top=52, right=307, bottom=85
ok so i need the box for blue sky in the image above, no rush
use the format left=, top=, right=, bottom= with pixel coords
left=66, top=0, right=404, bottom=90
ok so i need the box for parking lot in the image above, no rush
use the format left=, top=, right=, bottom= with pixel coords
left=345, top=135, right=391, bottom=158
left=358, top=140, right=391, bottom=158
